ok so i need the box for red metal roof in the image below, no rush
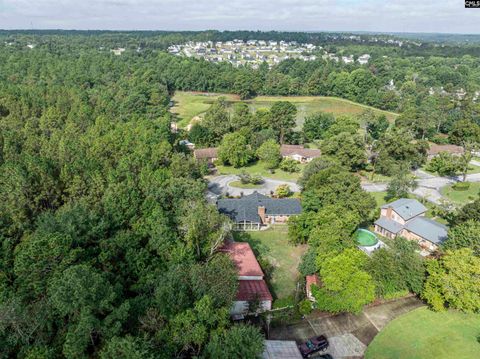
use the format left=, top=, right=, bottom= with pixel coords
left=220, top=242, right=264, bottom=277
left=236, top=280, right=273, bottom=301
left=306, top=274, right=320, bottom=292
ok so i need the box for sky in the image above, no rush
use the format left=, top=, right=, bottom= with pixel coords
left=1, top=0, right=480, bottom=34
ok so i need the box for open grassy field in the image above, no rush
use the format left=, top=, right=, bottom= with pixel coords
left=440, top=181, right=480, bottom=205
left=170, top=91, right=239, bottom=127
left=365, top=307, right=480, bottom=359
left=171, top=91, right=399, bottom=128
left=233, top=226, right=306, bottom=300
left=216, top=161, right=305, bottom=182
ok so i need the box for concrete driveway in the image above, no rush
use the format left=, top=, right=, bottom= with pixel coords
left=269, top=296, right=424, bottom=359
left=207, top=175, right=300, bottom=199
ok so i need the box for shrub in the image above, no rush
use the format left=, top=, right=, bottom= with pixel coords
left=298, top=299, right=313, bottom=316
left=280, top=158, right=300, bottom=173
left=250, top=174, right=264, bottom=185
left=452, top=182, right=471, bottom=191
left=275, top=184, right=291, bottom=198
left=239, top=171, right=251, bottom=184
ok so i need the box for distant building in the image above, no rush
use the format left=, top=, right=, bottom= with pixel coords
left=342, top=55, right=354, bottom=64
left=111, top=48, right=126, bottom=55
left=280, top=145, right=321, bottom=163
left=357, top=54, right=371, bottom=65
left=220, top=242, right=272, bottom=316
left=217, top=192, right=302, bottom=230
left=374, top=198, right=448, bottom=254
left=427, top=143, right=464, bottom=160
left=193, top=147, right=218, bottom=163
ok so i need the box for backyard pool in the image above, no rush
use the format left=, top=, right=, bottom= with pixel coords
left=355, top=229, right=378, bottom=247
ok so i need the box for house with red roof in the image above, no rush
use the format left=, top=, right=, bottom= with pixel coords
left=221, top=242, right=273, bottom=316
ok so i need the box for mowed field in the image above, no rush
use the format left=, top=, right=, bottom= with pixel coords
left=171, top=91, right=398, bottom=128
left=365, top=307, right=480, bottom=359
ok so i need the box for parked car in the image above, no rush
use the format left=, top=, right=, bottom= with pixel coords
left=298, top=335, right=329, bottom=358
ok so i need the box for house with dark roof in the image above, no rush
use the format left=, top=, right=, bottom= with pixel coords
left=220, top=242, right=273, bottom=316
left=217, top=192, right=302, bottom=230
left=374, top=198, right=447, bottom=254
left=280, top=145, right=321, bottom=163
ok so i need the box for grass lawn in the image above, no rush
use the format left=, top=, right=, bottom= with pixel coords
left=371, top=191, right=388, bottom=209
left=217, top=161, right=305, bottom=182
left=365, top=307, right=480, bottom=359
left=247, top=95, right=398, bottom=128
left=171, top=91, right=398, bottom=129
left=233, top=226, right=306, bottom=300
left=440, top=182, right=480, bottom=205
left=170, top=91, right=239, bottom=127
left=228, top=180, right=263, bottom=189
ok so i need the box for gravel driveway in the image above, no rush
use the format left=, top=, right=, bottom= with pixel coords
left=207, top=175, right=300, bottom=199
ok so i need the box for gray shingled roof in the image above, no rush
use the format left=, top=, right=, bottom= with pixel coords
left=375, top=217, right=404, bottom=234
left=381, top=198, right=427, bottom=221
left=405, top=217, right=448, bottom=244
left=217, top=192, right=302, bottom=223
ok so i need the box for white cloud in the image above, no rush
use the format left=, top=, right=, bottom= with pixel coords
left=0, top=0, right=479, bottom=33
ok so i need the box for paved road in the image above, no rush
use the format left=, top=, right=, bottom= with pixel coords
left=362, top=168, right=480, bottom=206
left=206, top=175, right=300, bottom=200
left=270, top=296, right=424, bottom=359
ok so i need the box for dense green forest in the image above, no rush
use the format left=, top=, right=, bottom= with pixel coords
left=0, top=32, right=267, bottom=358
left=1, top=30, right=480, bottom=358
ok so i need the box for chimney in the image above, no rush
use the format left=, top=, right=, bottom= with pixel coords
left=258, top=206, right=266, bottom=224
left=386, top=207, right=392, bottom=219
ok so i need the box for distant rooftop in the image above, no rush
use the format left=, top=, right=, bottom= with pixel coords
left=381, top=198, right=427, bottom=221
left=280, top=144, right=321, bottom=158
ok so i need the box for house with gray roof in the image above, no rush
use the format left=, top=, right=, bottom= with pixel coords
left=374, top=198, right=447, bottom=254
left=217, top=191, right=301, bottom=230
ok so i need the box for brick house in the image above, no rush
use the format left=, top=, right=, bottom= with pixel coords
left=217, top=192, right=302, bottom=230
left=280, top=145, right=321, bottom=163
left=427, top=143, right=464, bottom=160
left=220, top=242, right=273, bottom=316
left=374, top=198, right=447, bottom=253
left=193, top=147, right=218, bottom=164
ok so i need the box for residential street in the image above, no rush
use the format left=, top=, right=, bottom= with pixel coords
left=361, top=167, right=480, bottom=206
left=206, top=175, right=300, bottom=200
